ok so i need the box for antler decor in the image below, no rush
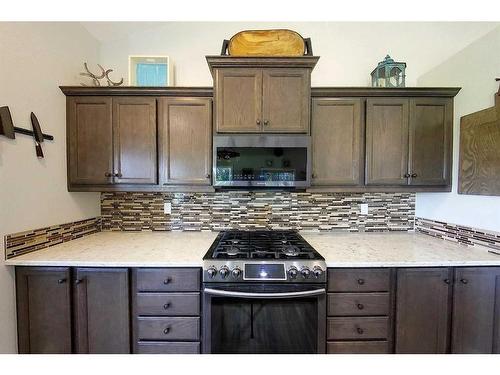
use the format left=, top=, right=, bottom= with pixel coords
left=80, top=63, right=123, bottom=86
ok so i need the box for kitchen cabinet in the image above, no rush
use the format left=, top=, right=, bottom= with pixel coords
left=16, top=267, right=130, bottom=354
left=67, top=96, right=113, bottom=185
left=366, top=97, right=453, bottom=187
left=16, top=267, right=72, bottom=354
left=395, top=268, right=452, bottom=353
left=452, top=267, right=500, bottom=353
left=73, top=268, right=130, bottom=354
left=209, top=56, right=318, bottom=134
left=68, top=96, right=157, bottom=187
left=159, top=98, right=212, bottom=185
left=131, top=268, right=202, bottom=354
left=311, top=98, right=363, bottom=186
left=112, top=97, right=157, bottom=184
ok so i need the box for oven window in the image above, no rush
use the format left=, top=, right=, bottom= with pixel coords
left=215, top=147, right=307, bottom=183
left=210, top=297, right=318, bottom=354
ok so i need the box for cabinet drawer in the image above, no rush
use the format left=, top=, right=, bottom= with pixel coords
left=327, top=341, right=389, bottom=354
left=135, top=268, right=200, bottom=292
left=328, top=293, right=390, bottom=316
left=327, top=317, right=389, bottom=340
left=136, top=341, right=200, bottom=354
left=328, top=269, right=391, bottom=292
left=136, top=293, right=200, bottom=316
left=137, top=317, right=200, bottom=341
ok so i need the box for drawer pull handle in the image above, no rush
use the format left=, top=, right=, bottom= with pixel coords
left=163, top=277, right=172, bottom=285
left=444, top=279, right=450, bottom=284
left=357, top=303, right=364, bottom=310
left=57, top=278, right=66, bottom=284
left=357, top=278, right=365, bottom=285
left=163, top=303, right=170, bottom=310
left=163, top=327, right=170, bottom=335
left=356, top=327, right=364, bottom=335
left=460, top=278, right=468, bottom=284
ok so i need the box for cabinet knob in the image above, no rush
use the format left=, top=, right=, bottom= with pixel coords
left=163, top=327, right=170, bottom=335
left=264, top=120, right=269, bottom=126
left=411, top=173, right=417, bottom=178
left=356, top=327, right=364, bottom=335
left=75, top=278, right=84, bottom=285
left=444, top=279, right=450, bottom=284
left=357, top=303, right=364, bottom=310
left=57, top=278, right=66, bottom=284
left=206, top=173, right=211, bottom=179
left=460, top=278, right=468, bottom=284
left=163, top=303, right=170, bottom=310
left=256, top=119, right=261, bottom=125
left=114, top=172, right=122, bottom=178
left=404, top=173, right=410, bottom=178
left=357, top=278, right=365, bottom=285
left=104, top=172, right=113, bottom=177
left=312, top=173, right=316, bottom=179
left=163, top=277, right=172, bottom=285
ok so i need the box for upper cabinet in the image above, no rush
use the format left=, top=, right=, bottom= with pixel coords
left=67, top=96, right=157, bottom=188
left=311, top=98, right=363, bottom=186
left=366, top=96, right=453, bottom=187
left=208, top=56, right=318, bottom=134
left=158, top=97, right=212, bottom=186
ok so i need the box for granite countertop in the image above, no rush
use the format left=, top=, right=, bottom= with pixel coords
left=4, top=231, right=500, bottom=268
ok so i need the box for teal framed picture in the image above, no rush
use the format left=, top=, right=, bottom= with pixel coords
left=128, top=56, right=173, bottom=86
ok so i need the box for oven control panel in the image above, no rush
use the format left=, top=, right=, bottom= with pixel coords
left=203, top=261, right=326, bottom=283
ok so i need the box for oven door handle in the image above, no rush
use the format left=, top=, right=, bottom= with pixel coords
left=203, top=287, right=326, bottom=299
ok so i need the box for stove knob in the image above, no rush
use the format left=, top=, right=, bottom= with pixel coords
left=219, top=266, right=230, bottom=279
left=207, top=267, right=217, bottom=278
left=313, top=266, right=324, bottom=278
left=301, top=267, right=311, bottom=279
left=288, top=266, right=298, bottom=279
left=232, top=267, right=242, bottom=278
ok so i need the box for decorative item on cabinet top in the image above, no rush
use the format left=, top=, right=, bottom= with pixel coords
left=0, top=106, right=54, bottom=158
left=80, top=62, right=123, bottom=87
left=220, top=29, right=313, bottom=57
left=458, top=80, right=500, bottom=196
left=371, top=55, right=406, bottom=88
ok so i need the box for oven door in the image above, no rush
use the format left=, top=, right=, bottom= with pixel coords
left=202, top=283, right=326, bottom=354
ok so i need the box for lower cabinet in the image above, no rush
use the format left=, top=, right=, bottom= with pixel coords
left=131, top=268, right=201, bottom=354
left=326, top=268, right=395, bottom=354
left=395, top=268, right=452, bottom=353
left=452, top=267, right=500, bottom=353
left=16, top=266, right=130, bottom=354
left=16, top=267, right=72, bottom=354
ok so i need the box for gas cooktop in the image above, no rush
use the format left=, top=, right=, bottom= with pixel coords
left=203, top=230, right=326, bottom=283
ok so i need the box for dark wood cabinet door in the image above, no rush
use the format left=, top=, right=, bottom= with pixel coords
left=74, top=268, right=130, bottom=353
left=395, top=268, right=452, bottom=353
left=409, top=98, right=453, bottom=186
left=215, top=68, right=262, bottom=133
left=16, top=267, right=72, bottom=354
left=67, top=96, right=113, bottom=185
left=262, top=68, right=310, bottom=133
left=366, top=98, right=409, bottom=185
left=452, top=267, right=500, bottom=353
left=112, top=97, right=157, bottom=184
left=311, top=98, right=363, bottom=185
left=159, top=98, right=212, bottom=185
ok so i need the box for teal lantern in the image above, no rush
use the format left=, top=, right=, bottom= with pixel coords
left=371, top=55, right=406, bottom=88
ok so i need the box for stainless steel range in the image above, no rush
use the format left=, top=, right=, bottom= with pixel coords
left=202, top=230, right=326, bottom=354
left=202, top=230, right=326, bottom=283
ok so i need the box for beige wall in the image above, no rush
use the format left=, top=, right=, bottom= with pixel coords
left=0, top=22, right=101, bottom=353
left=416, top=26, right=500, bottom=231
left=98, top=22, right=498, bottom=87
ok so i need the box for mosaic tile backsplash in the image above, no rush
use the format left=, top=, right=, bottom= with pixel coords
left=101, top=192, right=416, bottom=232
left=4, top=217, right=101, bottom=259
left=416, top=217, right=500, bottom=254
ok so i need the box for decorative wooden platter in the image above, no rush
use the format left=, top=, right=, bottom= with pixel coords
left=228, top=29, right=305, bottom=57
